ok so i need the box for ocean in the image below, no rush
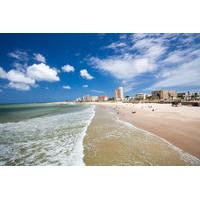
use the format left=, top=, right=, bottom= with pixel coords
left=0, top=103, right=95, bottom=166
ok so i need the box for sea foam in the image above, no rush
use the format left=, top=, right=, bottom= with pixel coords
left=0, top=105, right=95, bottom=166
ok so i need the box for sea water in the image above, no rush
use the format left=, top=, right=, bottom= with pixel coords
left=0, top=103, right=95, bottom=166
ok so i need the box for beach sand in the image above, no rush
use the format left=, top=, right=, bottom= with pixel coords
left=83, top=104, right=200, bottom=165
left=117, top=103, right=200, bottom=159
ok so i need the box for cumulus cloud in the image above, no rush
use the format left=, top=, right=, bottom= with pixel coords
left=0, top=67, right=35, bottom=91
left=7, top=70, right=35, bottom=85
left=0, top=63, right=60, bottom=91
left=27, top=63, right=59, bottom=82
left=80, top=69, right=94, bottom=80
left=33, top=53, right=46, bottom=63
left=0, top=67, right=7, bottom=79
left=62, top=65, right=75, bottom=73
left=63, top=85, right=71, bottom=90
left=82, top=84, right=88, bottom=88
left=12, top=62, right=28, bottom=72
left=8, top=82, right=31, bottom=91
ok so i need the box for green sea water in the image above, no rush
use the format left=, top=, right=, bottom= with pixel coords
left=0, top=103, right=95, bottom=165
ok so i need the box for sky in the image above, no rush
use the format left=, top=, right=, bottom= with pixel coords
left=0, top=33, right=200, bottom=103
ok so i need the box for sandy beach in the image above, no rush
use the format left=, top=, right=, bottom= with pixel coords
left=83, top=102, right=200, bottom=165
left=117, top=103, right=200, bottom=159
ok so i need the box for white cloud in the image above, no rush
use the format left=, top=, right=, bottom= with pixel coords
left=80, top=69, right=94, bottom=80
left=132, top=33, right=151, bottom=41
left=105, top=42, right=127, bottom=49
left=7, top=70, right=35, bottom=85
left=162, top=53, right=184, bottom=64
left=0, top=66, right=35, bottom=91
left=90, top=34, right=167, bottom=81
left=162, top=48, right=200, bottom=65
left=33, top=53, right=46, bottom=63
left=0, top=63, right=60, bottom=91
left=62, top=64, right=75, bottom=73
left=82, top=84, right=88, bottom=88
left=122, top=80, right=138, bottom=93
left=63, top=85, right=71, bottom=90
left=151, top=57, right=200, bottom=89
left=90, top=33, right=200, bottom=91
left=91, top=89, right=104, bottom=94
left=0, top=67, right=7, bottom=79
left=119, top=34, right=128, bottom=40
left=8, top=50, right=29, bottom=61
left=27, top=63, right=59, bottom=82
left=13, top=62, right=28, bottom=71
left=132, top=36, right=166, bottom=60
left=8, top=82, right=31, bottom=91
left=90, top=56, right=156, bottom=80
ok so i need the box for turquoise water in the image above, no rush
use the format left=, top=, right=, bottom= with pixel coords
left=0, top=103, right=89, bottom=123
left=0, top=103, right=95, bottom=165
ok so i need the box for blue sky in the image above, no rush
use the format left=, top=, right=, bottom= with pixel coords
left=0, top=33, right=200, bottom=103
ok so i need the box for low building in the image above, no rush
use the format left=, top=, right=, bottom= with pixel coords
left=108, top=97, right=115, bottom=101
left=151, top=90, right=177, bottom=100
left=98, top=96, right=108, bottom=102
left=123, top=96, right=135, bottom=102
left=83, top=96, right=98, bottom=102
left=146, top=94, right=152, bottom=100
left=135, top=93, right=146, bottom=100
left=185, top=91, right=200, bottom=101
left=177, top=92, right=186, bottom=100
left=75, top=97, right=82, bottom=102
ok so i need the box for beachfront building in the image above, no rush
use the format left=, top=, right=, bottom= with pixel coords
left=83, top=95, right=98, bottom=102
left=177, top=92, right=186, bottom=100
left=123, top=96, right=135, bottom=103
left=115, top=87, right=124, bottom=101
left=146, top=94, right=152, bottom=100
left=184, top=91, right=200, bottom=101
left=135, top=93, right=146, bottom=100
left=98, top=96, right=108, bottom=102
left=75, top=97, right=82, bottom=102
left=108, top=97, right=115, bottom=101
left=151, top=90, right=177, bottom=100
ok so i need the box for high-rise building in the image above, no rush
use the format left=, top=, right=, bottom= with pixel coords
left=115, top=87, right=124, bottom=101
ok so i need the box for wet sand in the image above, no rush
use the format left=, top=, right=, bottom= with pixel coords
left=83, top=105, right=200, bottom=166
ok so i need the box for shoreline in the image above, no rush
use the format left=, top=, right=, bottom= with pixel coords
left=117, top=103, right=200, bottom=159
left=79, top=105, right=96, bottom=166
left=115, top=113, right=200, bottom=165
left=83, top=102, right=200, bottom=165
left=83, top=104, right=200, bottom=165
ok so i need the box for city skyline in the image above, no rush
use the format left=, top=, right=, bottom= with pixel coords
left=0, top=33, right=200, bottom=103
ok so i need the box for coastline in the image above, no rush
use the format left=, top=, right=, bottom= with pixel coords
left=83, top=102, right=200, bottom=165
left=78, top=105, right=96, bottom=166
left=116, top=103, right=200, bottom=159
